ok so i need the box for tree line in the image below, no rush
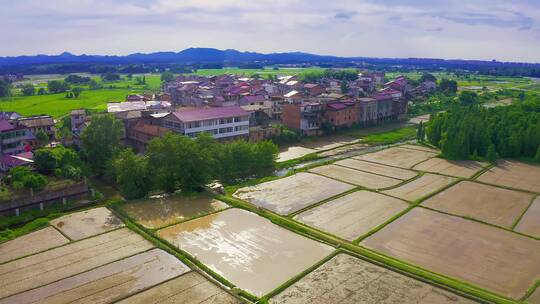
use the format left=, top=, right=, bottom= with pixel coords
left=426, top=102, right=540, bottom=163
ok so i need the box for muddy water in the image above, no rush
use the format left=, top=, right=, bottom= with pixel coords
left=51, top=207, right=124, bottom=240
left=121, top=193, right=228, bottom=229
left=382, top=173, right=456, bottom=202
left=361, top=207, right=540, bottom=300
left=157, top=208, right=333, bottom=297
left=0, top=249, right=189, bottom=304
left=355, top=146, right=437, bottom=168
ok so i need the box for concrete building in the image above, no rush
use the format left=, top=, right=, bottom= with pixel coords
left=162, top=106, right=250, bottom=140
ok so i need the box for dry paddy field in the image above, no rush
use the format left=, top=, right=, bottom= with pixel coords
left=270, top=254, right=476, bottom=304
left=294, top=191, right=409, bottom=241
left=413, top=158, right=487, bottom=178
left=477, top=160, right=540, bottom=193
left=0, top=227, right=68, bottom=264
left=233, top=172, right=354, bottom=215
left=50, top=207, right=124, bottom=240
left=361, top=208, right=540, bottom=300
left=355, top=146, right=437, bottom=168
left=422, top=181, right=533, bottom=228
left=515, top=196, right=540, bottom=238
left=157, top=208, right=333, bottom=297
left=528, top=287, right=540, bottom=304
left=121, top=193, right=229, bottom=229
left=309, top=164, right=402, bottom=189
left=277, top=146, right=316, bottom=162
left=382, top=173, right=457, bottom=202
left=335, top=158, right=418, bottom=180
left=399, top=144, right=440, bottom=153
left=0, top=207, right=243, bottom=304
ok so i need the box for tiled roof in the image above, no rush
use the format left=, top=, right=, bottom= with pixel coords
left=171, top=106, right=248, bottom=122
left=0, top=119, right=15, bottom=132
left=327, top=103, right=348, bottom=110
left=17, top=116, right=55, bottom=128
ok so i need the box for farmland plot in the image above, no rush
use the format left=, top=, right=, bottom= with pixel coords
left=50, top=207, right=124, bottom=240
left=309, top=164, right=402, bottom=189
left=0, top=249, right=188, bottom=304
left=527, top=287, right=540, bottom=304
left=355, top=147, right=437, bottom=168
left=157, top=209, right=333, bottom=297
left=422, top=181, right=532, bottom=228
left=270, top=254, right=476, bottom=304
left=361, top=208, right=540, bottom=299
left=117, top=272, right=240, bottom=304
left=413, top=158, right=487, bottom=178
left=0, top=228, right=153, bottom=299
left=334, top=158, right=417, bottom=180
left=294, top=191, right=408, bottom=241
left=277, top=146, right=316, bottom=162
left=477, top=160, right=540, bottom=193
left=515, top=196, right=540, bottom=238
left=382, top=173, right=457, bottom=202
left=0, top=227, right=68, bottom=264
left=233, top=172, right=354, bottom=215
left=121, top=193, right=228, bottom=229
left=399, top=144, right=440, bottom=153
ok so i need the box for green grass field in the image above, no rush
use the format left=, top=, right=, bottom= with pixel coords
left=186, top=67, right=325, bottom=77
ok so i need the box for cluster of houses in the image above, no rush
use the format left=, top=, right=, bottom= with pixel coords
left=0, top=70, right=437, bottom=172
left=103, top=71, right=435, bottom=151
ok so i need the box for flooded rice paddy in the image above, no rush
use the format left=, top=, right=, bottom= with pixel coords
left=117, top=272, right=240, bottom=304
left=270, top=254, right=476, bottom=304
left=382, top=173, right=457, bottom=202
left=309, top=164, right=402, bottom=189
left=0, top=249, right=188, bottom=304
left=413, top=158, right=487, bottom=178
left=335, top=158, right=418, bottom=180
left=0, top=227, right=68, bottom=264
left=477, top=160, right=540, bottom=193
left=423, top=181, right=532, bottom=228
left=361, top=208, right=540, bottom=299
left=355, top=146, right=437, bottom=168
left=157, top=208, right=333, bottom=297
left=515, top=196, right=540, bottom=238
left=51, top=207, right=124, bottom=240
left=121, top=193, right=229, bottom=229
left=233, top=172, right=354, bottom=215
left=294, top=191, right=409, bottom=241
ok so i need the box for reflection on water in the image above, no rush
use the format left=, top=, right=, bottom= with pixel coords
left=121, top=193, right=228, bottom=229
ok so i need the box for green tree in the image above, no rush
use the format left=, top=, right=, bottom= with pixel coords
left=10, top=167, right=48, bottom=191
left=37, top=87, right=46, bottom=95
left=35, top=130, right=49, bottom=145
left=47, top=80, right=70, bottom=94
left=113, top=149, right=150, bottom=199
left=160, top=71, right=175, bottom=83
left=340, top=81, right=349, bottom=94
left=71, top=87, right=83, bottom=98
left=0, top=79, right=10, bottom=97
left=417, top=121, right=424, bottom=142
left=486, top=144, right=498, bottom=164
left=81, top=114, right=124, bottom=175
left=420, top=73, right=437, bottom=83
left=21, top=84, right=35, bottom=96
left=439, top=78, right=458, bottom=95
left=535, top=146, right=540, bottom=163
left=101, top=73, right=121, bottom=82
left=33, top=149, right=57, bottom=174
left=459, top=91, right=479, bottom=105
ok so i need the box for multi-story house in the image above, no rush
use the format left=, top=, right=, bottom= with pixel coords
left=0, top=119, right=30, bottom=155
left=282, top=101, right=322, bottom=136
left=161, top=106, right=250, bottom=140
left=16, top=115, right=56, bottom=141
left=323, top=100, right=360, bottom=130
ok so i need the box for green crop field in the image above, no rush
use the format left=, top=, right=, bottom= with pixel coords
left=186, top=67, right=325, bottom=77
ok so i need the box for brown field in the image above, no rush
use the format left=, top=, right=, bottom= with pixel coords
left=309, top=164, right=402, bottom=189
left=413, top=158, right=487, bottom=178
left=355, top=147, right=437, bottom=168
left=0, top=249, right=188, bottom=304
left=270, top=254, right=476, bottom=304
left=400, top=144, right=440, bottom=153
left=515, top=196, right=540, bottom=238
left=382, top=173, right=457, bottom=202
left=299, top=135, right=357, bottom=150
left=423, top=181, right=532, bottom=228
left=361, top=208, right=540, bottom=299
left=157, top=209, right=333, bottom=297
left=477, top=160, right=540, bottom=193
left=335, top=158, right=418, bottom=180
left=0, top=228, right=153, bottom=299
left=277, top=146, right=316, bottom=162
left=0, top=227, right=68, bottom=264
left=121, top=193, right=229, bottom=229
left=117, top=272, right=240, bottom=304
left=233, top=172, right=354, bottom=215
left=50, top=207, right=124, bottom=240
left=294, top=191, right=409, bottom=241
left=528, top=287, right=540, bottom=304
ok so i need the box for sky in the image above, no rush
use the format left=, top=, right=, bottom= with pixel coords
left=1, top=0, right=540, bottom=62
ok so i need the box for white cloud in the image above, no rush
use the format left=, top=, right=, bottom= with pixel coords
left=0, top=0, right=538, bottom=62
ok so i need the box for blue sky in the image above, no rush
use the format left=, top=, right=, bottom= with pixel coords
left=1, top=0, right=539, bottom=62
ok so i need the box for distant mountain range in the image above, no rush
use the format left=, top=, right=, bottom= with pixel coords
left=0, top=48, right=539, bottom=72
left=0, top=48, right=348, bottom=66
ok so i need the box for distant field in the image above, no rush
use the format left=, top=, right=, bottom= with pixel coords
left=186, top=67, right=325, bottom=77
